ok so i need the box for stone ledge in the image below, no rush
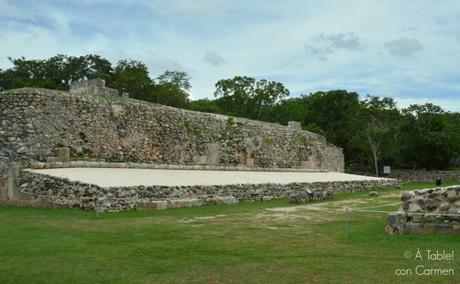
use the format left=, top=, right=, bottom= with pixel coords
left=18, top=171, right=399, bottom=212
left=29, top=161, right=328, bottom=173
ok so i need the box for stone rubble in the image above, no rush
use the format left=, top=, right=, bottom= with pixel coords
left=386, top=186, right=460, bottom=235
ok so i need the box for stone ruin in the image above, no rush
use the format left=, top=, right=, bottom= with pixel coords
left=386, top=186, right=460, bottom=235
left=0, top=83, right=393, bottom=212
left=288, top=121, right=302, bottom=131
left=70, top=79, right=129, bottom=98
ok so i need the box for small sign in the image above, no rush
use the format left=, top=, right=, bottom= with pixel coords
left=383, top=166, right=391, bottom=174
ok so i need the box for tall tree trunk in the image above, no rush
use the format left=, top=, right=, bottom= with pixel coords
left=373, top=149, right=379, bottom=177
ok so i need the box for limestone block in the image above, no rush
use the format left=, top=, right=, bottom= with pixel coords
left=421, top=224, right=436, bottom=234
left=57, top=147, right=70, bottom=162
left=453, top=225, right=460, bottom=235
left=387, top=212, right=406, bottom=234
left=288, top=121, right=302, bottom=130
left=206, top=144, right=219, bottom=165
left=299, top=161, right=309, bottom=169
left=111, top=104, right=124, bottom=117
left=435, top=224, right=452, bottom=234
left=0, top=177, right=7, bottom=199
left=193, top=155, right=207, bottom=165
left=405, top=223, right=422, bottom=234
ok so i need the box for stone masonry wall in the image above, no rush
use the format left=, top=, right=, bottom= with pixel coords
left=386, top=186, right=460, bottom=235
left=20, top=171, right=399, bottom=212
left=0, top=88, right=344, bottom=177
left=388, top=170, right=460, bottom=183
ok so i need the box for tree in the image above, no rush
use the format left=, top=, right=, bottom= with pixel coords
left=357, top=96, right=401, bottom=176
left=214, top=76, right=289, bottom=119
left=109, top=59, right=154, bottom=101
left=152, top=71, right=191, bottom=108
left=365, top=116, right=386, bottom=176
left=188, top=99, right=222, bottom=114
left=265, top=97, right=308, bottom=124
left=399, top=103, right=460, bottom=169
left=302, top=90, right=362, bottom=162
left=64, top=54, right=113, bottom=84
left=0, top=54, right=114, bottom=90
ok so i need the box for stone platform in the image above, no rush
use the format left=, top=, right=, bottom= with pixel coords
left=19, top=168, right=399, bottom=212
left=25, top=168, right=389, bottom=187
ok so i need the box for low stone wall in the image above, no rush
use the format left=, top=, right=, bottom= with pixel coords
left=388, top=170, right=460, bottom=183
left=20, top=172, right=399, bottom=212
left=386, top=186, right=460, bottom=235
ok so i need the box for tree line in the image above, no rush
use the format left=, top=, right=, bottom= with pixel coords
left=1, top=54, right=459, bottom=173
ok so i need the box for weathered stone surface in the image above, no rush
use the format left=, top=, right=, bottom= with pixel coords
left=288, top=188, right=333, bottom=204
left=57, top=147, right=70, bottom=162
left=405, top=223, right=422, bottom=234
left=20, top=171, right=398, bottom=212
left=402, top=186, right=460, bottom=214
left=70, top=79, right=119, bottom=97
left=386, top=212, right=406, bottom=234
left=387, top=186, right=460, bottom=235
left=261, top=196, right=272, bottom=202
left=0, top=88, right=344, bottom=172
left=389, top=169, right=460, bottom=183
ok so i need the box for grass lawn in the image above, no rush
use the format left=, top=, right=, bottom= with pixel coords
left=0, top=181, right=459, bottom=284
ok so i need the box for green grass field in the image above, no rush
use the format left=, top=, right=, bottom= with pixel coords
left=1, top=182, right=459, bottom=284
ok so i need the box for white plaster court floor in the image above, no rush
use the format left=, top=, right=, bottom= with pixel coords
left=25, top=168, right=390, bottom=187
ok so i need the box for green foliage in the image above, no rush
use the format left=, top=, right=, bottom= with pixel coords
left=151, top=71, right=191, bottom=108
left=109, top=59, right=153, bottom=102
left=56, top=139, right=65, bottom=147
left=221, top=117, right=241, bottom=140
left=1, top=182, right=459, bottom=283
left=303, top=122, right=326, bottom=136
left=184, top=120, right=203, bottom=137
left=0, top=54, right=113, bottom=90
left=264, top=97, right=308, bottom=125
left=302, top=90, right=362, bottom=160
left=293, top=133, right=310, bottom=146
left=2, top=53, right=459, bottom=171
left=214, top=76, right=289, bottom=119
left=0, top=54, right=191, bottom=109
left=188, top=98, right=222, bottom=114
left=263, top=138, right=281, bottom=148
left=399, top=104, right=460, bottom=169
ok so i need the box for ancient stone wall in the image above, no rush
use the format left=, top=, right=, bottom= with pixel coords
left=387, top=186, right=460, bottom=234
left=20, top=171, right=399, bottom=212
left=388, top=170, right=460, bottom=183
left=0, top=88, right=344, bottom=175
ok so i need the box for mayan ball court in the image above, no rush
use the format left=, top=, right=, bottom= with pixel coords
left=0, top=81, right=398, bottom=212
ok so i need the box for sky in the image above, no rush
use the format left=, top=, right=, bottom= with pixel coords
left=1, top=0, right=460, bottom=111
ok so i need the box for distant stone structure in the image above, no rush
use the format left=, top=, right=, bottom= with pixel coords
left=0, top=85, right=354, bottom=209
left=387, top=186, right=460, bottom=234
left=0, top=87, right=344, bottom=175
left=70, top=79, right=123, bottom=97
left=288, top=121, right=302, bottom=130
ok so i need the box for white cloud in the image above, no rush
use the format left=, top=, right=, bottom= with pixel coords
left=384, top=37, right=424, bottom=56
left=204, top=51, right=225, bottom=67
left=0, top=0, right=459, bottom=110
left=0, top=0, right=31, bottom=19
left=305, top=32, right=363, bottom=60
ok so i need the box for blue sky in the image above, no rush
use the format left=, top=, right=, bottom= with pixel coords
left=1, top=0, right=460, bottom=110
